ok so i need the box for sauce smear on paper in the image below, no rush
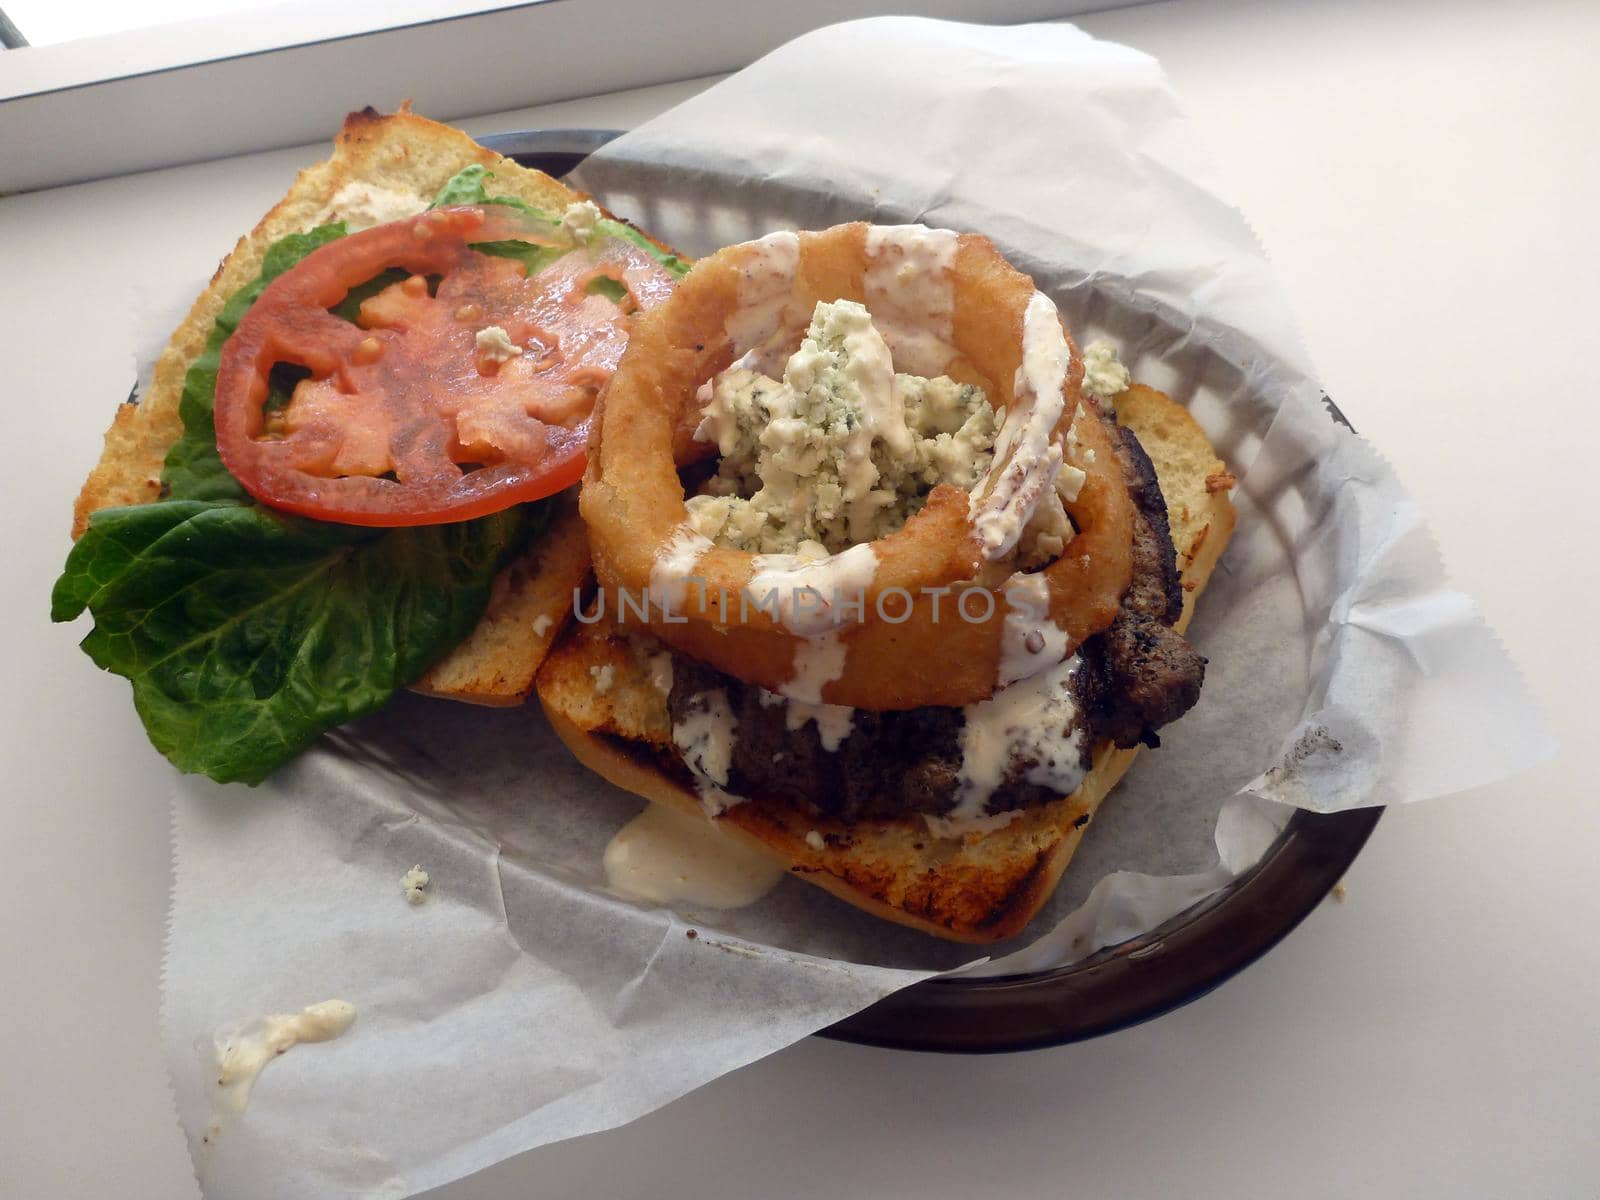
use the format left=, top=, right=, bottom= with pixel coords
left=604, top=805, right=785, bottom=909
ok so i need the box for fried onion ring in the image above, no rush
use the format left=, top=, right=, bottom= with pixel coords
left=581, top=222, right=1134, bottom=710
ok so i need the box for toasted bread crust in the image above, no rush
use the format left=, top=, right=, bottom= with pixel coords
left=536, top=386, right=1235, bottom=941
left=70, top=107, right=639, bottom=704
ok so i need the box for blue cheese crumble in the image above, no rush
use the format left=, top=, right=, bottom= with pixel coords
left=560, top=200, right=602, bottom=245
left=689, top=300, right=997, bottom=555
left=475, top=325, right=520, bottom=365
left=1081, top=339, right=1131, bottom=402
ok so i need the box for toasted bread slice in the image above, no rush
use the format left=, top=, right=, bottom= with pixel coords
left=535, top=384, right=1234, bottom=942
left=69, top=106, right=666, bottom=705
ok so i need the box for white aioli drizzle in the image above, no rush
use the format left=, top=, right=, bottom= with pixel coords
left=998, top=572, right=1069, bottom=686
left=747, top=543, right=880, bottom=637
left=726, top=230, right=805, bottom=374
left=953, top=654, right=1088, bottom=819
left=783, top=698, right=855, bottom=751
left=212, top=1000, right=357, bottom=1114
left=757, top=686, right=855, bottom=749
left=863, top=224, right=960, bottom=376
left=670, top=687, right=741, bottom=814
left=780, top=630, right=850, bottom=705
left=649, top=525, right=714, bottom=615
left=603, top=804, right=784, bottom=910
left=971, top=291, right=1070, bottom=560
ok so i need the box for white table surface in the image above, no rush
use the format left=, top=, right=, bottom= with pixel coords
left=4, top=0, right=1596, bottom=1195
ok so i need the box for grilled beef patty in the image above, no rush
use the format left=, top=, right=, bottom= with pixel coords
left=665, top=407, right=1207, bottom=822
left=1077, top=414, right=1207, bottom=751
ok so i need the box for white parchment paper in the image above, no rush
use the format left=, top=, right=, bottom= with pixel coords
left=161, top=18, right=1555, bottom=1198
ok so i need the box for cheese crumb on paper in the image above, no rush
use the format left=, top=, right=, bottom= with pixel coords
left=400, top=865, right=430, bottom=906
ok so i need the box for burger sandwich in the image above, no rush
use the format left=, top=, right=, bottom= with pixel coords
left=540, top=222, right=1236, bottom=942
left=55, top=110, right=1234, bottom=946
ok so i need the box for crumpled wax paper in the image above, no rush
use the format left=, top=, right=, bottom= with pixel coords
left=160, top=18, right=1554, bottom=1199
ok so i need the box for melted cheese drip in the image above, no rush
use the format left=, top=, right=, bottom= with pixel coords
left=604, top=804, right=784, bottom=910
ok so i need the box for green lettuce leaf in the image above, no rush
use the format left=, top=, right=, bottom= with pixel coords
left=53, top=499, right=534, bottom=784
left=466, top=238, right=569, bottom=277
left=331, top=267, right=408, bottom=323
left=586, top=276, right=630, bottom=303
left=431, top=164, right=692, bottom=280
left=597, top=219, right=692, bottom=280
left=57, top=218, right=553, bottom=784
left=430, top=163, right=549, bottom=214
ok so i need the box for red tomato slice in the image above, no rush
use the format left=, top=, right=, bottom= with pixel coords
left=214, top=205, right=677, bottom=526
